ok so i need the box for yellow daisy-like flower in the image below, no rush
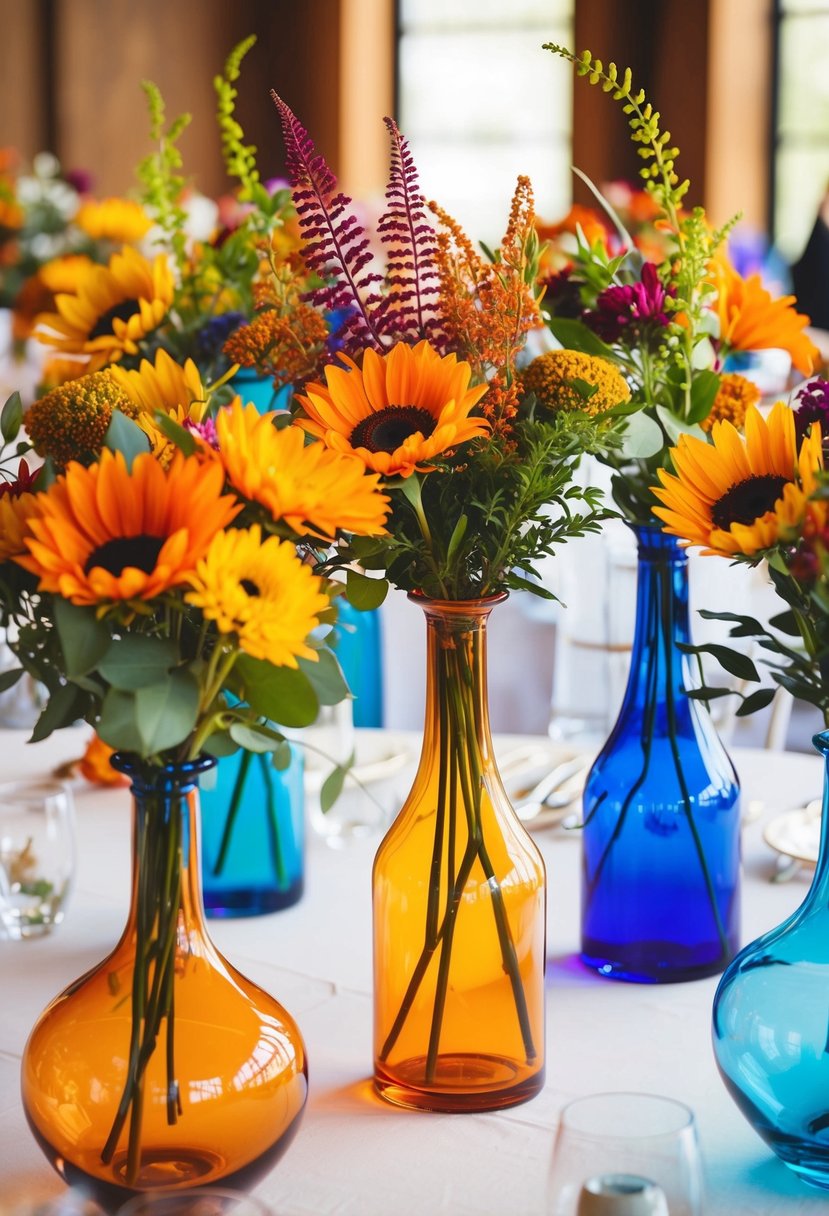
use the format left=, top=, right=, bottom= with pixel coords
left=0, top=491, right=40, bottom=563
left=109, top=348, right=206, bottom=415
left=652, top=401, right=824, bottom=557
left=296, top=339, right=490, bottom=477
left=186, top=525, right=329, bottom=668
left=25, top=369, right=142, bottom=468
left=17, top=449, right=240, bottom=605
left=34, top=245, right=174, bottom=371
left=74, top=197, right=152, bottom=244
left=216, top=401, right=389, bottom=540
left=521, top=349, right=631, bottom=415
left=701, top=372, right=761, bottom=433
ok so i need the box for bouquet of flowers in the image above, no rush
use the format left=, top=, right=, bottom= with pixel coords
left=541, top=45, right=821, bottom=525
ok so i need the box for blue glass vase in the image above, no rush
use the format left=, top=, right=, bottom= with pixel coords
left=712, top=729, right=829, bottom=1189
left=200, top=745, right=304, bottom=917
left=580, top=524, right=741, bottom=982
left=333, top=598, right=384, bottom=728
left=229, top=368, right=292, bottom=413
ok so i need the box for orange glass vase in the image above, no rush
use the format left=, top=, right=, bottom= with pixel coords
left=21, top=755, right=307, bottom=1208
left=373, top=595, right=546, bottom=1112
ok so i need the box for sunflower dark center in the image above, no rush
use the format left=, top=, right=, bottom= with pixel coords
left=241, top=578, right=260, bottom=597
left=85, top=535, right=165, bottom=577
left=88, top=298, right=141, bottom=341
left=351, top=406, right=436, bottom=454
left=711, top=474, right=789, bottom=530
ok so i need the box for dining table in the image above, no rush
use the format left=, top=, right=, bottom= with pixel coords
left=1, top=723, right=828, bottom=1216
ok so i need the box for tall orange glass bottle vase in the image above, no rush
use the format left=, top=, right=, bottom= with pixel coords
left=373, top=595, right=546, bottom=1111
left=21, top=755, right=307, bottom=1206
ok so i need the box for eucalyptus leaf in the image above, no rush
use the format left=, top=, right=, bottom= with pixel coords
left=654, top=405, right=706, bottom=445
left=320, top=755, right=354, bottom=814
left=154, top=411, right=197, bottom=456
left=103, top=409, right=151, bottom=471
left=229, top=721, right=279, bottom=753
left=299, top=648, right=349, bottom=707
left=1, top=391, right=22, bottom=442
left=620, top=411, right=664, bottom=459
left=53, top=599, right=111, bottom=679
left=202, top=730, right=240, bottom=758
left=29, top=683, right=82, bottom=743
left=94, top=689, right=145, bottom=752
left=686, top=368, right=720, bottom=425
left=272, top=739, right=293, bottom=771
left=134, top=669, right=200, bottom=753
left=345, top=569, right=388, bottom=611
left=98, top=635, right=179, bottom=690
left=234, top=654, right=319, bottom=728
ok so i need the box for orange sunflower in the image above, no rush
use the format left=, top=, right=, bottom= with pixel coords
left=216, top=401, right=389, bottom=540
left=34, top=245, right=174, bottom=372
left=712, top=258, right=821, bottom=377
left=296, top=339, right=490, bottom=477
left=17, top=449, right=240, bottom=605
left=653, top=401, right=824, bottom=557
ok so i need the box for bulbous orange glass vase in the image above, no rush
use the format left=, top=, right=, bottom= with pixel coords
left=373, top=595, right=546, bottom=1112
left=21, top=755, right=307, bottom=1208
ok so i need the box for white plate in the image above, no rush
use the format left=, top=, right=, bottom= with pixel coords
left=763, top=801, right=822, bottom=867
left=304, top=743, right=412, bottom=794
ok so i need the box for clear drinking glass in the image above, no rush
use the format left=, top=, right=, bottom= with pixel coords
left=116, top=1188, right=273, bottom=1216
left=0, top=778, right=76, bottom=939
left=547, top=1093, right=703, bottom=1216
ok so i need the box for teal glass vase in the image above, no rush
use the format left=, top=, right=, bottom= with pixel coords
left=200, top=745, right=304, bottom=917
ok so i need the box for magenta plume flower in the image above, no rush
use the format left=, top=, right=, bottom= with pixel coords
left=585, top=262, right=672, bottom=344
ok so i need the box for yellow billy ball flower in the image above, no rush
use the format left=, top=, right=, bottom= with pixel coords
left=25, top=369, right=142, bottom=468
left=186, top=525, right=329, bottom=668
left=521, top=349, right=631, bottom=415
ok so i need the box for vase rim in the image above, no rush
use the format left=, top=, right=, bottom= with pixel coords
left=407, top=590, right=509, bottom=609
left=111, top=752, right=217, bottom=779
left=812, top=729, right=829, bottom=755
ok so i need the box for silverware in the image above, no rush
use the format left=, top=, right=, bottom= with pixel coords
left=513, top=756, right=589, bottom=823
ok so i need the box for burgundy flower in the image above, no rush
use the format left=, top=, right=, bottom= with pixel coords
left=0, top=459, right=37, bottom=499
left=585, top=262, right=672, bottom=344
left=794, top=378, right=829, bottom=444
left=542, top=267, right=584, bottom=320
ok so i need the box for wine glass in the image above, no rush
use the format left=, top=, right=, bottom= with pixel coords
left=116, top=1188, right=274, bottom=1216
left=0, top=778, right=76, bottom=939
left=547, top=1093, right=703, bottom=1215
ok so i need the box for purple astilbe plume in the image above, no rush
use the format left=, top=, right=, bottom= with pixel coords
left=271, top=92, right=385, bottom=358
left=584, top=262, right=672, bottom=344
left=794, top=378, right=829, bottom=445
left=374, top=118, right=444, bottom=346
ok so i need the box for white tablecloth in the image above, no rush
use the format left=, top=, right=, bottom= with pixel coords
left=0, top=727, right=827, bottom=1215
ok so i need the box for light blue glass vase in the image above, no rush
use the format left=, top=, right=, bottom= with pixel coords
left=333, top=598, right=384, bottom=728
left=580, top=524, right=741, bottom=982
left=200, top=745, right=304, bottom=917
left=229, top=368, right=292, bottom=413
left=712, top=729, right=829, bottom=1189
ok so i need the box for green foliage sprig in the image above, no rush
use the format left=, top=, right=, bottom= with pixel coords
left=136, top=81, right=191, bottom=273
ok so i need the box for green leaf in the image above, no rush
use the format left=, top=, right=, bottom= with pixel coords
left=0, top=667, right=23, bottom=693
left=202, top=730, right=240, bottom=758
left=34, top=457, right=57, bottom=491
left=345, top=569, right=387, bottom=611
left=154, top=411, right=197, bottom=456
left=320, top=753, right=354, bottom=813
left=686, top=642, right=760, bottom=683
left=697, top=609, right=766, bottom=638
left=30, top=683, right=82, bottom=742
left=272, top=739, right=293, bottom=771
left=103, top=409, right=151, bottom=471
left=768, top=610, right=801, bottom=637
left=686, top=369, right=721, bottom=425
left=98, top=635, right=179, bottom=690
left=654, top=405, right=706, bottom=445
left=736, top=687, right=777, bottom=717
left=446, top=515, right=468, bottom=566
left=686, top=686, right=733, bottom=701
left=299, top=648, right=350, bottom=707
left=1, top=391, right=23, bottom=442
left=621, top=411, right=664, bottom=459
left=229, top=721, right=279, bottom=752
left=134, top=669, right=200, bottom=753
left=53, top=599, right=111, bottom=679
left=234, top=654, right=319, bottom=727
left=546, top=316, right=616, bottom=358
left=97, top=688, right=144, bottom=752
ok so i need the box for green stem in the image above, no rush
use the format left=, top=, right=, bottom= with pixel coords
left=260, top=752, right=288, bottom=888
left=212, top=750, right=253, bottom=877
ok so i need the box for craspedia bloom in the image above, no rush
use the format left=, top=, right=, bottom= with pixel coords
left=652, top=401, right=824, bottom=557
left=701, top=372, right=761, bottom=433
left=186, top=525, right=329, bottom=668
left=73, top=197, right=152, bottom=244
left=25, top=369, right=142, bottom=468
left=16, top=449, right=240, bottom=605
left=296, top=340, right=490, bottom=477
left=216, top=401, right=389, bottom=540
left=33, top=245, right=174, bottom=371
left=521, top=349, right=631, bottom=415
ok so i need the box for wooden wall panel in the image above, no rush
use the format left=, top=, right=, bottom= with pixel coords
left=0, top=0, right=50, bottom=157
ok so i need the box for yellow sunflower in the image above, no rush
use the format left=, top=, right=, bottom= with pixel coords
left=0, top=490, right=40, bottom=563
left=109, top=350, right=208, bottom=464
left=34, top=245, right=174, bottom=371
left=73, top=197, right=152, bottom=244
left=25, top=369, right=142, bottom=468
left=216, top=401, right=389, bottom=540
left=653, top=401, right=824, bottom=557
left=17, top=449, right=240, bottom=605
left=186, top=525, right=329, bottom=668
left=296, top=339, right=490, bottom=477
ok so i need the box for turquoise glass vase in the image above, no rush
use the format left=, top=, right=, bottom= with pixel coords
left=333, top=598, right=384, bottom=728
left=580, top=524, right=741, bottom=982
left=228, top=368, right=291, bottom=413
left=712, top=730, right=829, bottom=1189
left=200, top=745, right=304, bottom=917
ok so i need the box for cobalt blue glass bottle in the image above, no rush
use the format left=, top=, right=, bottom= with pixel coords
left=333, top=598, right=384, bottom=728
left=580, top=523, right=741, bottom=982
left=200, top=745, right=304, bottom=917
left=712, top=730, right=829, bottom=1189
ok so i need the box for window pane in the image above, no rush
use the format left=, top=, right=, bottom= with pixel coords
left=400, top=0, right=572, bottom=30
left=775, top=145, right=829, bottom=261
left=777, top=14, right=829, bottom=138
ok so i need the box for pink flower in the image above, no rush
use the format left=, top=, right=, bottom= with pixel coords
left=585, top=263, right=671, bottom=344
